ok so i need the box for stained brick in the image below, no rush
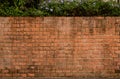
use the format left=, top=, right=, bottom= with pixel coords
left=0, top=17, right=119, bottom=77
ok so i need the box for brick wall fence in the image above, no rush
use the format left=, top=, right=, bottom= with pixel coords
left=0, top=17, right=120, bottom=78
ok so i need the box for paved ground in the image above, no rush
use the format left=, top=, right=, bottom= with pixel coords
left=0, top=77, right=120, bottom=79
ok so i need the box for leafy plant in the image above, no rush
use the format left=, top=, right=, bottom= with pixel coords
left=73, top=0, right=120, bottom=16
left=0, top=0, right=120, bottom=16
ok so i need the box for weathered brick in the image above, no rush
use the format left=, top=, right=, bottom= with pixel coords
left=0, top=17, right=119, bottom=77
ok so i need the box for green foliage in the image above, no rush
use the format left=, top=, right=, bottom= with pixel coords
left=0, top=7, right=23, bottom=16
left=24, top=8, right=48, bottom=16
left=0, top=0, right=120, bottom=16
left=73, top=0, right=120, bottom=16
left=40, top=1, right=79, bottom=16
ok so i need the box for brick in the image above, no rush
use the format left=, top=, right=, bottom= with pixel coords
left=0, top=17, right=119, bottom=78
left=21, top=74, right=27, bottom=77
left=27, top=73, right=35, bottom=77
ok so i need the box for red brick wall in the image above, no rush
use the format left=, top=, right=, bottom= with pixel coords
left=0, top=17, right=120, bottom=77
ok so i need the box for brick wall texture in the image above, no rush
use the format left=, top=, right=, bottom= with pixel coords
left=0, top=17, right=120, bottom=78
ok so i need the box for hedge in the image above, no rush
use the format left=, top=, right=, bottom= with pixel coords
left=0, top=0, right=120, bottom=16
